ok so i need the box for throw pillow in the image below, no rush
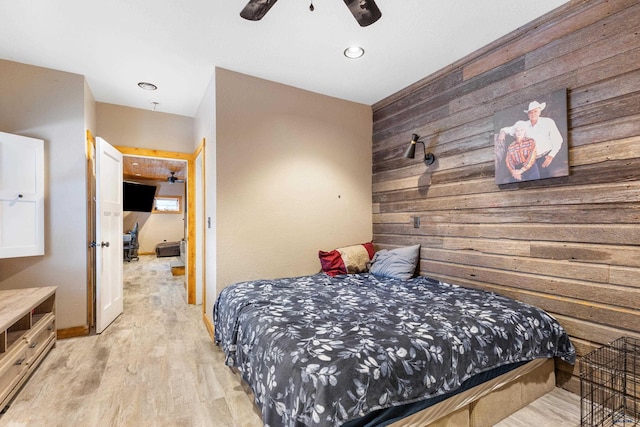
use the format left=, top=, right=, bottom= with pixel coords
left=319, top=241, right=375, bottom=276
left=369, top=244, right=420, bottom=280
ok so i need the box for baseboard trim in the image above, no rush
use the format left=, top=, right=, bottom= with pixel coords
left=203, top=313, right=214, bottom=340
left=57, top=325, right=89, bottom=339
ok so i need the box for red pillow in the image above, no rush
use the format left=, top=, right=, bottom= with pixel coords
left=319, top=242, right=375, bottom=276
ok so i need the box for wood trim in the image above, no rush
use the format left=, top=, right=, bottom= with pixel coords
left=115, top=146, right=192, bottom=161
left=187, top=155, right=196, bottom=304
left=186, top=138, right=205, bottom=305
left=85, top=130, right=96, bottom=330
left=57, top=325, right=90, bottom=339
left=203, top=312, right=214, bottom=340
left=199, top=138, right=207, bottom=317
left=116, top=145, right=200, bottom=305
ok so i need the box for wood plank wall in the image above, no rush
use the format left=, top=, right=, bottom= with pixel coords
left=371, top=0, right=640, bottom=395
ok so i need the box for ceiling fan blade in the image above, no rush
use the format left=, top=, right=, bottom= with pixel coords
left=240, top=0, right=279, bottom=21
left=343, top=0, right=381, bottom=27
left=168, top=171, right=185, bottom=184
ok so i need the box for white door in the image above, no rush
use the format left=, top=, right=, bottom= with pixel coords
left=95, top=137, right=123, bottom=333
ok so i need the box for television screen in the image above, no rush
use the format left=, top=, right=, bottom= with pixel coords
left=123, top=181, right=157, bottom=212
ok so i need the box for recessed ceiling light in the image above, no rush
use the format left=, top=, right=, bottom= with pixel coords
left=138, top=82, right=158, bottom=90
left=344, top=46, right=364, bottom=59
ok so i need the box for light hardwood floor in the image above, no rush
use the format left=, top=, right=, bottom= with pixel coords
left=0, top=255, right=581, bottom=426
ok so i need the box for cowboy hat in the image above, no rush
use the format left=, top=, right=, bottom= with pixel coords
left=524, top=101, right=546, bottom=113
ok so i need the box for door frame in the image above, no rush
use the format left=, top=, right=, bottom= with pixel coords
left=86, top=132, right=96, bottom=330
left=115, top=145, right=202, bottom=305
left=191, top=143, right=205, bottom=307
left=85, top=134, right=206, bottom=333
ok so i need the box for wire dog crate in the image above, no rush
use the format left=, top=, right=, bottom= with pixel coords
left=581, top=337, right=639, bottom=426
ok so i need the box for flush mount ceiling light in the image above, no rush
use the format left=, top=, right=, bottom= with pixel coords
left=344, top=46, right=365, bottom=59
left=137, top=82, right=158, bottom=90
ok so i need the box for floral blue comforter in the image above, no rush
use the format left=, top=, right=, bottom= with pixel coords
left=214, top=273, right=575, bottom=427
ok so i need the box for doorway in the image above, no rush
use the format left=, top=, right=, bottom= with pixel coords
left=116, top=146, right=199, bottom=304
left=122, top=155, right=188, bottom=259
left=86, top=134, right=206, bottom=335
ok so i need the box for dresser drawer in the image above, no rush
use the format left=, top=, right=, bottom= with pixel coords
left=24, top=313, right=56, bottom=365
left=0, top=342, right=28, bottom=404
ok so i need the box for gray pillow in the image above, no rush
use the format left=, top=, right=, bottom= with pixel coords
left=369, top=244, right=420, bottom=280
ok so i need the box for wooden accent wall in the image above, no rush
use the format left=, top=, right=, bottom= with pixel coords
left=372, top=0, right=640, bottom=394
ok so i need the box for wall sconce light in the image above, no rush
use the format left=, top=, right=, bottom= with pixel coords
left=404, top=134, right=435, bottom=165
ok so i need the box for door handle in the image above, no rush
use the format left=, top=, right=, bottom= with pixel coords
left=101, top=241, right=110, bottom=248
left=8, top=193, right=23, bottom=207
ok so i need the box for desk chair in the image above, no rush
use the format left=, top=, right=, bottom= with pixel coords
left=123, top=222, right=139, bottom=262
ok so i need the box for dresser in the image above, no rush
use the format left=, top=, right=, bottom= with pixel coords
left=0, top=287, right=56, bottom=412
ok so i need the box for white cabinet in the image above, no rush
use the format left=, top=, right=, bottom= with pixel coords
left=0, top=287, right=56, bottom=412
left=0, top=131, right=45, bottom=258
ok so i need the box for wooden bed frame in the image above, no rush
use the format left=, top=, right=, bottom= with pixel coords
left=232, top=357, right=556, bottom=427
left=390, top=357, right=555, bottom=426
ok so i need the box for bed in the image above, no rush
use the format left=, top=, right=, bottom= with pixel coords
left=214, top=271, right=575, bottom=427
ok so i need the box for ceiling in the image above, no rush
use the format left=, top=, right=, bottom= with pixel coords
left=123, top=156, right=187, bottom=183
left=0, top=0, right=568, bottom=118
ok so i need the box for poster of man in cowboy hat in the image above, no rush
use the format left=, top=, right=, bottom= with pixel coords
left=494, top=89, right=568, bottom=185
